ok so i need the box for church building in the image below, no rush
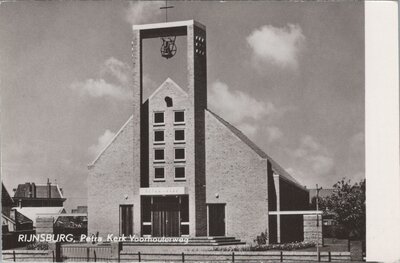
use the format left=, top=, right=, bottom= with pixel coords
left=87, top=20, right=310, bottom=244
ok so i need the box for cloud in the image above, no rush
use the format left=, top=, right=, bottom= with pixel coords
left=70, top=79, right=131, bottom=100
left=70, top=58, right=133, bottom=100
left=247, top=24, right=305, bottom=69
left=237, top=123, right=258, bottom=138
left=208, top=81, right=284, bottom=141
left=89, top=129, right=116, bottom=157
left=208, top=81, right=274, bottom=124
left=292, top=135, right=334, bottom=176
left=125, top=1, right=164, bottom=25
left=101, top=57, right=131, bottom=84
left=265, top=126, right=283, bottom=143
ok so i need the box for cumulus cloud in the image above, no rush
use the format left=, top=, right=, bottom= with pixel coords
left=247, top=24, right=305, bottom=69
left=70, top=79, right=130, bottom=100
left=125, top=1, right=164, bottom=25
left=89, top=129, right=116, bottom=157
left=208, top=80, right=284, bottom=141
left=101, top=57, right=131, bottom=84
left=293, top=135, right=334, bottom=176
left=208, top=81, right=274, bottom=124
left=70, top=57, right=133, bottom=100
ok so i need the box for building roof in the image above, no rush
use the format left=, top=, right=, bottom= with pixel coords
left=309, top=188, right=335, bottom=201
left=206, top=109, right=303, bottom=188
left=2, top=183, right=14, bottom=206
left=13, top=207, right=66, bottom=226
left=14, top=182, right=64, bottom=199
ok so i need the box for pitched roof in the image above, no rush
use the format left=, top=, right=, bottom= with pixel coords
left=147, top=78, right=188, bottom=101
left=206, top=109, right=303, bottom=188
left=89, top=115, right=133, bottom=167
left=14, top=183, right=64, bottom=199
left=2, top=183, right=14, bottom=206
left=13, top=207, right=66, bottom=226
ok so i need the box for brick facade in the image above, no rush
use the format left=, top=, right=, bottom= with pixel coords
left=87, top=20, right=309, bottom=244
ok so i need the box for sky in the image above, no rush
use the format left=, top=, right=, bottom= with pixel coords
left=0, top=1, right=364, bottom=212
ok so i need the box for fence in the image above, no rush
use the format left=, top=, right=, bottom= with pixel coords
left=2, top=245, right=351, bottom=262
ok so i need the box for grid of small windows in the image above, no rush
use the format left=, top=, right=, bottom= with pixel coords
left=154, top=167, right=165, bottom=180
left=154, top=149, right=164, bottom=162
left=175, top=167, right=185, bottom=180
left=174, top=129, right=185, bottom=142
left=154, top=112, right=164, bottom=125
left=175, top=148, right=185, bottom=161
left=154, top=130, right=164, bottom=143
left=174, top=111, right=185, bottom=124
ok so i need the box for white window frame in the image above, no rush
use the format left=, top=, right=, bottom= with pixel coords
left=154, top=129, right=165, bottom=144
left=174, top=129, right=185, bottom=143
left=174, top=147, right=186, bottom=162
left=174, top=166, right=186, bottom=181
left=154, top=148, right=165, bottom=163
left=154, top=166, right=165, bottom=181
left=153, top=111, right=165, bottom=126
left=173, top=110, right=185, bottom=125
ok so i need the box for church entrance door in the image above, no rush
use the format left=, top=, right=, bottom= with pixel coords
left=152, top=196, right=180, bottom=237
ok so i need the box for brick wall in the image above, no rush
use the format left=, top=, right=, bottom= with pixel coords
left=205, top=110, right=269, bottom=244
left=303, top=214, right=323, bottom=246
left=87, top=117, right=140, bottom=238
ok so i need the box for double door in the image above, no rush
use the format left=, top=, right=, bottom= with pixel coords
left=152, top=196, right=180, bottom=237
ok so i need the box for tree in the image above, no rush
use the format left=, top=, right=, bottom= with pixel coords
left=319, top=178, right=366, bottom=240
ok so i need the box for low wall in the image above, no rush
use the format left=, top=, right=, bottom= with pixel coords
left=304, top=214, right=323, bottom=246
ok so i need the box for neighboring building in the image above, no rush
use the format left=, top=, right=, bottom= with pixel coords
left=72, top=206, right=88, bottom=214
left=87, top=20, right=309, bottom=244
left=2, top=183, right=34, bottom=249
left=12, top=180, right=66, bottom=227
left=2, top=183, right=16, bottom=232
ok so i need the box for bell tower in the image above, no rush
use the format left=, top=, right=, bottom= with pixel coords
left=132, top=20, right=207, bottom=236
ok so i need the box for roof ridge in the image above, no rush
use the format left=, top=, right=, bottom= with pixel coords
left=206, top=109, right=303, bottom=188
left=88, top=115, right=134, bottom=168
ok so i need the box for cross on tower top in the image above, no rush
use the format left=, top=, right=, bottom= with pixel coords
left=160, top=0, right=174, bottom=23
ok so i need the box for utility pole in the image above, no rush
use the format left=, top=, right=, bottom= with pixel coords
left=316, top=184, right=323, bottom=257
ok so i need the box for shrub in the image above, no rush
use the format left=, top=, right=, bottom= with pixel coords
left=213, top=241, right=316, bottom=252
left=26, top=242, right=49, bottom=250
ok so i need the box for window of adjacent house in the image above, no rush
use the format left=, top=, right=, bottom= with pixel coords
left=154, top=149, right=164, bottom=162
left=154, top=112, right=164, bottom=125
left=174, top=111, right=185, bottom=124
left=175, top=148, right=185, bottom=161
left=175, top=167, right=185, bottom=180
left=154, top=130, right=164, bottom=143
left=154, top=167, right=165, bottom=180
left=165, top=97, right=173, bottom=107
left=174, top=129, right=185, bottom=142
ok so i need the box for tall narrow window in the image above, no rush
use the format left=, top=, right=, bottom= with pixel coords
left=154, top=112, right=164, bottom=125
left=154, top=149, right=165, bottom=162
left=175, top=148, right=185, bottom=161
left=174, top=111, right=185, bottom=124
left=174, top=129, right=185, bottom=142
left=175, top=167, right=185, bottom=180
left=154, top=167, right=165, bottom=180
left=119, top=205, right=133, bottom=236
left=154, top=130, right=164, bottom=143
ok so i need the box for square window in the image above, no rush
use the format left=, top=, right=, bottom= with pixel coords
left=154, top=112, right=164, bottom=124
left=175, top=167, right=185, bottom=179
left=175, top=130, right=185, bottom=142
left=174, top=111, right=185, bottom=123
left=154, top=167, right=165, bottom=180
left=154, top=149, right=164, bottom=161
left=154, top=130, right=164, bottom=143
left=175, top=148, right=185, bottom=161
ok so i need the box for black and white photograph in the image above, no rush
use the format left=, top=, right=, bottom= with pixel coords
left=0, top=1, right=398, bottom=262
